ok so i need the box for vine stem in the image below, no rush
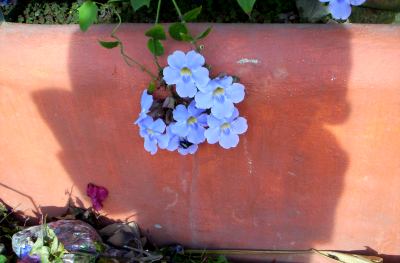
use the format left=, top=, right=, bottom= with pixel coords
left=152, top=0, right=163, bottom=73
left=155, top=0, right=162, bottom=24
left=170, top=0, right=202, bottom=52
left=171, top=0, right=184, bottom=22
left=110, top=8, right=157, bottom=80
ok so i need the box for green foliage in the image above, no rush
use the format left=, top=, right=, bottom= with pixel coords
left=147, top=38, right=164, bottom=56
left=78, top=0, right=98, bottom=31
left=168, top=22, right=188, bottom=41
left=296, top=0, right=329, bottom=22
left=147, top=81, right=156, bottom=93
left=183, top=6, right=202, bottom=21
left=130, top=0, right=151, bottom=11
left=145, top=24, right=166, bottom=40
left=236, top=0, right=256, bottom=15
left=99, top=40, right=120, bottom=49
left=30, top=224, right=67, bottom=263
left=0, top=255, right=6, bottom=263
left=196, top=26, right=212, bottom=40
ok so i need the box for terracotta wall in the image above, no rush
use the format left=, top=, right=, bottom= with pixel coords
left=0, top=24, right=399, bottom=258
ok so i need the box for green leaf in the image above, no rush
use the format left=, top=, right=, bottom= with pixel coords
left=0, top=255, right=7, bottom=263
left=148, top=81, right=156, bottom=93
left=30, top=236, right=44, bottom=255
left=196, top=26, right=212, bottom=40
left=147, top=38, right=164, bottom=56
left=130, top=0, right=151, bottom=11
left=99, top=40, right=120, bottom=49
left=168, top=22, right=188, bottom=41
left=236, top=0, right=256, bottom=15
left=145, top=24, right=166, bottom=40
left=215, top=255, right=229, bottom=263
left=183, top=6, right=202, bottom=21
left=78, top=1, right=98, bottom=32
left=50, top=237, right=59, bottom=254
left=180, top=33, right=193, bottom=42
left=296, top=0, right=329, bottom=22
left=39, top=247, right=50, bottom=263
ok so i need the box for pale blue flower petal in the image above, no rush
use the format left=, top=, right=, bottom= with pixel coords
left=167, top=136, right=180, bottom=151
left=139, top=116, right=153, bottom=128
left=167, top=50, right=186, bottom=69
left=204, top=127, right=220, bottom=144
left=144, top=137, right=158, bottom=155
left=176, top=80, right=198, bottom=98
left=227, top=108, right=240, bottom=122
left=141, top=90, right=153, bottom=111
left=163, top=67, right=181, bottom=84
left=187, top=126, right=205, bottom=144
left=186, top=50, right=205, bottom=69
left=226, top=83, right=245, bottom=103
left=329, top=0, right=352, bottom=19
left=219, top=132, right=239, bottom=149
left=173, top=105, right=190, bottom=122
left=207, top=114, right=222, bottom=128
left=211, top=99, right=234, bottom=119
left=220, top=76, right=233, bottom=87
left=195, top=91, right=213, bottom=109
left=151, top=119, right=166, bottom=133
left=164, top=126, right=180, bottom=151
left=231, top=117, right=248, bottom=134
left=192, top=67, right=210, bottom=87
left=171, top=122, right=189, bottom=137
left=158, top=133, right=170, bottom=149
left=178, top=144, right=198, bottom=155
left=349, top=0, right=365, bottom=5
left=197, top=114, right=208, bottom=126
left=187, top=100, right=204, bottom=117
left=135, top=113, right=147, bottom=125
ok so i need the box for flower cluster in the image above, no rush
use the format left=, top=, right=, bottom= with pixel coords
left=319, top=0, right=366, bottom=20
left=135, top=50, right=248, bottom=155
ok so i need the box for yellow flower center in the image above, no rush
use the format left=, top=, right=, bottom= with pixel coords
left=221, top=122, right=230, bottom=130
left=213, top=87, right=225, bottom=96
left=187, top=116, right=197, bottom=125
left=146, top=128, right=154, bottom=135
left=180, top=67, right=192, bottom=76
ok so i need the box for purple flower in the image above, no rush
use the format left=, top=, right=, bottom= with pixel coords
left=170, top=101, right=207, bottom=144
left=204, top=108, right=248, bottom=149
left=163, top=50, right=210, bottom=98
left=195, top=76, right=245, bottom=119
left=319, top=0, right=366, bottom=20
left=134, top=90, right=153, bottom=124
left=86, top=183, right=108, bottom=211
left=162, top=126, right=199, bottom=155
left=138, top=117, right=169, bottom=155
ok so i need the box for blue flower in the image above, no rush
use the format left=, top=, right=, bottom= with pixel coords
left=195, top=76, right=245, bottom=119
left=170, top=101, right=207, bottom=144
left=138, top=116, right=169, bottom=155
left=162, top=126, right=199, bottom=155
left=177, top=141, right=198, bottom=155
left=0, top=0, right=12, bottom=6
left=204, top=108, right=248, bottom=149
left=319, top=0, right=366, bottom=20
left=134, top=90, right=153, bottom=124
left=163, top=50, right=210, bottom=98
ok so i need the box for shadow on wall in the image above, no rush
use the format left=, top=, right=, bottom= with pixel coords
left=32, top=24, right=350, bottom=252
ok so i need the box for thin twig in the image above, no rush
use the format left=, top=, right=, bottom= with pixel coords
left=110, top=10, right=157, bottom=80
